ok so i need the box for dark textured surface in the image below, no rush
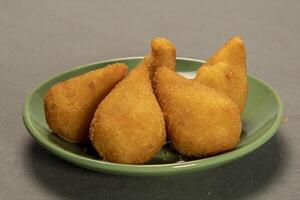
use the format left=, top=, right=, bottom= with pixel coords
left=0, top=0, right=298, bottom=199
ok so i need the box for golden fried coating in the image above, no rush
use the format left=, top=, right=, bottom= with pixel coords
left=44, top=63, right=128, bottom=143
left=89, top=37, right=176, bottom=164
left=195, top=36, right=247, bottom=113
left=155, top=67, right=242, bottom=157
left=150, top=37, right=176, bottom=73
left=89, top=57, right=166, bottom=164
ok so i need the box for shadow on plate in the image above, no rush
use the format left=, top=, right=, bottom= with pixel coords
left=23, top=130, right=286, bottom=200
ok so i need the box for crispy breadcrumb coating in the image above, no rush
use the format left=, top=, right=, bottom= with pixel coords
left=195, top=36, right=247, bottom=113
left=44, top=63, right=128, bottom=143
left=155, top=67, right=242, bottom=157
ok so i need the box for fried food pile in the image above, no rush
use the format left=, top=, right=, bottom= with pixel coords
left=44, top=36, right=247, bottom=164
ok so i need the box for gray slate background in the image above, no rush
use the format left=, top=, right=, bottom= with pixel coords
left=0, top=0, right=299, bottom=199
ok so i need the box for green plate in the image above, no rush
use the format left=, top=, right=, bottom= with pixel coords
left=22, top=57, right=284, bottom=176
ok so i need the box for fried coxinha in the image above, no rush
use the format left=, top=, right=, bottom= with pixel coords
left=89, top=38, right=176, bottom=164
left=155, top=67, right=242, bottom=157
left=44, top=63, right=128, bottom=143
left=195, top=36, right=247, bottom=113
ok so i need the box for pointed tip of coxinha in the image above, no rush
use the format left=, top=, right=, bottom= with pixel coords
left=150, top=37, right=177, bottom=71
left=206, top=36, right=246, bottom=68
left=195, top=36, right=247, bottom=113
left=151, top=37, right=176, bottom=50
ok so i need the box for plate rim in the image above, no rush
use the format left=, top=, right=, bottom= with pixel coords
left=22, top=57, right=284, bottom=176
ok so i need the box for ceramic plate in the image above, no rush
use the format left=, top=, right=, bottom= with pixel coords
left=22, top=57, right=283, bottom=176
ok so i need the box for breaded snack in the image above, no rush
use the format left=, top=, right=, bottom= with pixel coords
left=149, top=37, right=176, bottom=89
left=150, top=37, right=176, bottom=72
left=44, top=63, right=128, bottom=143
left=89, top=57, right=166, bottom=164
left=195, top=36, right=247, bottom=113
left=155, top=67, right=242, bottom=157
left=89, top=37, right=176, bottom=164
